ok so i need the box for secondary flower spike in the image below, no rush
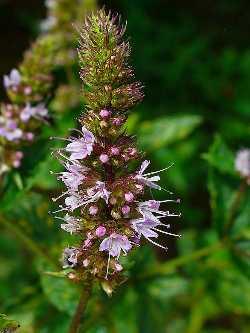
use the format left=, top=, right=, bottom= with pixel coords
left=52, top=9, right=181, bottom=288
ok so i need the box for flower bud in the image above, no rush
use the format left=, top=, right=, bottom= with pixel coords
left=99, top=154, right=109, bottom=163
left=96, top=225, right=106, bottom=237
left=99, top=109, right=110, bottom=118
left=89, top=205, right=98, bottom=215
left=121, top=205, right=130, bottom=215
left=111, top=147, right=120, bottom=156
left=124, top=192, right=134, bottom=202
left=82, top=259, right=89, bottom=267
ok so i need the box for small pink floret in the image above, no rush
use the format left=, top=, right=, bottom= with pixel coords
left=124, top=192, right=134, bottom=203
left=96, top=226, right=106, bottom=237
left=99, top=154, right=109, bottom=163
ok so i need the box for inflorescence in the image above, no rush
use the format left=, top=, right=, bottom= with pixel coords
left=51, top=10, right=181, bottom=286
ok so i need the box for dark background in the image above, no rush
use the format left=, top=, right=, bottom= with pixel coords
left=1, top=1, right=250, bottom=332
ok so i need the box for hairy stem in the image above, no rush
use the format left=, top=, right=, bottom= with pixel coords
left=68, top=280, right=92, bottom=333
left=0, top=215, right=57, bottom=268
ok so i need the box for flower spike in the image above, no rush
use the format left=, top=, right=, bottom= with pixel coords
left=51, top=9, right=181, bottom=288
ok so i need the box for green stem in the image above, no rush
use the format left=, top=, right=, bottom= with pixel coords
left=0, top=215, right=56, bottom=268
left=224, top=180, right=247, bottom=233
left=138, top=241, right=223, bottom=280
left=68, top=280, right=92, bottom=333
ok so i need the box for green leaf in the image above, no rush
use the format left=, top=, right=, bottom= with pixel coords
left=0, top=314, right=20, bottom=332
left=208, top=169, right=236, bottom=235
left=138, top=115, right=202, bottom=150
left=40, top=271, right=78, bottom=315
left=217, top=266, right=250, bottom=314
left=203, top=135, right=235, bottom=175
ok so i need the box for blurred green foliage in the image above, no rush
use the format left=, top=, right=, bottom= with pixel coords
left=0, top=0, right=250, bottom=332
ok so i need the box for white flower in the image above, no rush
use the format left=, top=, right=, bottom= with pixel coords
left=235, top=149, right=250, bottom=180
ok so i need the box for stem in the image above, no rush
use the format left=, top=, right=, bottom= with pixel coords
left=224, top=180, right=247, bottom=233
left=0, top=215, right=57, bottom=268
left=68, top=280, right=92, bottom=333
left=137, top=240, right=223, bottom=280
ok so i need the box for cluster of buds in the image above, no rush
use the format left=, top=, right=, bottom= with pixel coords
left=41, top=0, right=97, bottom=66
left=51, top=10, right=181, bottom=287
left=0, top=66, right=50, bottom=174
left=0, top=0, right=96, bottom=176
left=235, top=149, right=250, bottom=185
left=0, top=34, right=59, bottom=175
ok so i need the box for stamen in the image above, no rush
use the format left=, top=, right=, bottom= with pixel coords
left=49, top=136, right=72, bottom=142
left=146, top=237, right=168, bottom=251
left=52, top=190, right=70, bottom=202
left=153, top=228, right=181, bottom=237
left=143, top=163, right=174, bottom=176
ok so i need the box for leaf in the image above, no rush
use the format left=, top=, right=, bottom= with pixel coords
left=137, top=114, right=202, bottom=150
left=203, top=135, right=235, bottom=175
left=208, top=169, right=236, bottom=235
left=40, top=270, right=78, bottom=315
left=217, top=266, right=250, bottom=314
left=0, top=314, right=20, bottom=332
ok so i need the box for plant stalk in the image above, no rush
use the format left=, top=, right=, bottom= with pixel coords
left=68, top=280, right=92, bottom=333
left=224, top=180, right=247, bottom=233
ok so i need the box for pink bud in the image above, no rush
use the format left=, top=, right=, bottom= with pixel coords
left=5, top=111, right=12, bottom=118
left=127, top=147, right=137, bottom=156
left=99, top=109, right=110, bottom=118
left=26, top=132, right=34, bottom=141
left=95, top=226, right=106, bottom=237
left=122, top=205, right=130, bottom=215
left=124, top=192, right=134, bottom=203
left=89, top=205, right=98, bottom=215
left=13, top=160, right=21, bottom=168
left=99, top=154, right=109, bottom=163
left=111, top=147, right=120, bottom=156
left=135, top=184, right=144, bottom=193
left=82, top=259, right=89, bottom=267
left=112, top=117, right=123, bottom=126
left=24, top=86, right=32, bottom=95
left=15, top=151, right=23, bottom=159
left=114, top=262, right=123, bottom=271
left=109, top=197, right=117, bottom=205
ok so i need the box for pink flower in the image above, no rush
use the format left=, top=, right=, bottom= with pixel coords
left=66, top=126, right=95, bottom=160
left=99, top=233, right=132, bottom=257
left=135, top=160, right=161, bottom=189
left=20, top=103, right=48, bottom=122
left=58, top=162, right=88, bottom=191
left=0, top=119, right=23, bottom=141
left=3, top=69, right=21, bottom=89
left=59, top=214, right=82, bottom=234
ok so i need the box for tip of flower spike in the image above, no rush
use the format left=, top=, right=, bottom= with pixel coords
left=176, top=198, right=181, bottom=203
